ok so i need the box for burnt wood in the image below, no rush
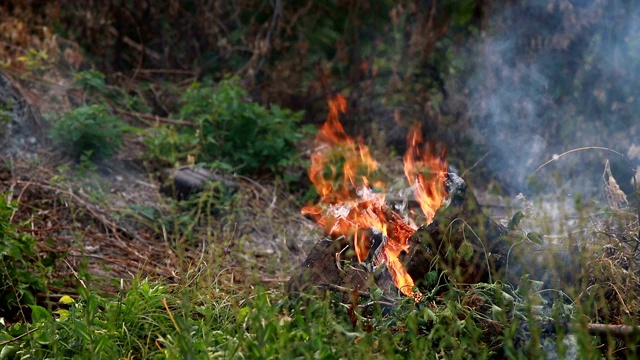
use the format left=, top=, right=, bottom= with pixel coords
left=286, top=230, right=398, bottom=301
left=289, top=172, right=576, bottom=300
left=399, top=173, right=579, bottom=292
left=399, top=173, right=513, bottom=287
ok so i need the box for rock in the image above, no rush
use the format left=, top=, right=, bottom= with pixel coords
left=160, top=165, right=237, bottom=200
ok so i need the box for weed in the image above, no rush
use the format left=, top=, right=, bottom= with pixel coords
left=49, top=104, right=127, bottom=161
left=130, top=176, right=234, bottom=234
left=0, top=99, right=13, bottom=123
left=0, top=268, right=632, bottom=359
left=145, top=77, right=312, bottom=175
left=0, top=196, right=49, bottom=319
left=73, top=70, right=107, bottom=94
left=72, top=70, right=152, bottom=113
left=16, top=48, right=50, bottom=72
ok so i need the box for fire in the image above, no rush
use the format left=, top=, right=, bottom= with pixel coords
left=302, top=94, right=448, bottom=297
left=403, top=124, right=448, bottom=223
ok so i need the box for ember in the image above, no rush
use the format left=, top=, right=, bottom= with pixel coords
left=302, top=94, right=448, bottom=297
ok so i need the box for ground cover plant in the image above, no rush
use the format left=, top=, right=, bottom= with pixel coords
left=1, top=1, right=640, bottom=359
left=145, top=77, right=310, bottom=176
left=49, top=104, right=127, bottom=161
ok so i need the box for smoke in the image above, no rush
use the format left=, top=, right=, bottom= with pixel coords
left=461, top=0, right=640, bottom=196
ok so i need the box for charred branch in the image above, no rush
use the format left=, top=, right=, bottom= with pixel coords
left=290, top=172, right=584, bottom=303
left=286, top=231, right=399, bottom=301
left=399, top=173, right=513, bottom=287
left=399, top=172, right=580, bottom=292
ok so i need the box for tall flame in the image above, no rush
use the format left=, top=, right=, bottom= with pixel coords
left=403, top=123, right=448, bottom=224
left=303, top=95, right=448, bottom=297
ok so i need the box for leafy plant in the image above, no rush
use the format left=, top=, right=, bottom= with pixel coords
left=0, top=99, right=13, bottom=123
left=0, top=279, right=172, bottom=359
left=73, top=70, right=107, bottom=95
left=16, top=48, right=50, bottom=72
left=72, top=70, right=151, bottom=113
left=146, top=77, right=311, bottom=175
left=49, top=104, right=127, bottom=161
left=0, top=196, right=47, bottom=317
left=0, top=272, right=622, bottom=360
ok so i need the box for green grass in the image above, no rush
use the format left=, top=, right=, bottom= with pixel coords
left=0, top=270, right=629, bottom=359
left=2, top=176, right=640, bottom=359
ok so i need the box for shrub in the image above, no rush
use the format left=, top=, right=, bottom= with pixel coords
left=50, top=104, right=126, bottom=160
left=72, top=70, right=152, bottom=114
left=146, top=77, right=311, bottom=175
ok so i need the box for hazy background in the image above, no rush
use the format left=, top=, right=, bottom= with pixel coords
left=457, top=0, right=640, bottom=197
left=2, top=0, right=639, bottom=198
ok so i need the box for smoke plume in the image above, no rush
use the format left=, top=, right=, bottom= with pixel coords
left=461, top=0, right=640, bottom=196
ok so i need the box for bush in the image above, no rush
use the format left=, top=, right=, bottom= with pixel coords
left=50, top=104, right=126, bottom=161
left=146, top=77, right=310, bottom=175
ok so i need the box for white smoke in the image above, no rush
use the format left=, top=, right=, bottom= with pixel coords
left=459, top=1, right=640, bottom=196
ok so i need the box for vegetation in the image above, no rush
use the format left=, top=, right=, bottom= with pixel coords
left=0, top=198, right=48, bottom=317
left=145, top=77, right=310, bottom=175
left=0, top=1, right=639, bottom=359
left=49, top=104, right=127, bottom=161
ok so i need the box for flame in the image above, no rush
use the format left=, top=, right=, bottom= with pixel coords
left=403, top=123, right=448, bottom=224
left=303, top=94, right=448, bottom=297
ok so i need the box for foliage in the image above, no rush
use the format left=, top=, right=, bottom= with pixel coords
left=0, top=179, right=637, bottom=359
left=49, top=104, right=127, bottom=161
left=72, top=70, right=152, bottom=114
left=0, top=279, right=171, bottom=359
left=2, top=1, right=478, bottom=139
left=0, top=196, right=47, bottom=317
left=0, top=274, right=621, bottom=359
left=73, top=70, right=107, bottom=95
left=449, top=0, right=640, bottom=192
left=130, top=182, right=237, bottom=251
left=16, top=48, right=49, bottom=72
left=146, top=77, right=310, bottom=175
left=0, top=100, right=12, bottom=123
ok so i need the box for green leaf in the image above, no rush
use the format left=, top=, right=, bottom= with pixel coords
left=457, top=241, right=474, bottom=262
left=507, top=211, right=525, bottom=231
left=369, top=286, right=383, bottom=301
left=527, top=231, right=544, bottom=244
left=424, top=270, right=439, bottom=288
left=29, top=305, right=52, bottom=323
left=59, top=295, right=75, bottom=305
left=237, top=307, right=250, bottom=324
left=0, top=345, right=17, bottom=360
left=54, top=309, right=70, bottom=322
left=20, top=289, right=36, bottom=306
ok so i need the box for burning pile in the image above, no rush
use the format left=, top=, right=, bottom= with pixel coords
left=287, top=95, right=626, bottom=339
left=285, top=95, right=640, bottom=358
left=299, top=94, right=448, bottom=297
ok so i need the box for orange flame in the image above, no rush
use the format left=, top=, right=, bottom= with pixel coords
left=403, top=123, right=448, bottom=224
left=303, top=95, right=448, bottom=297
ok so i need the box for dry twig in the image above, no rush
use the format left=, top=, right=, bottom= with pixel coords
left=0, top=327, right=40, bottom=346
left=546, top=322, right=640, bottom=338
